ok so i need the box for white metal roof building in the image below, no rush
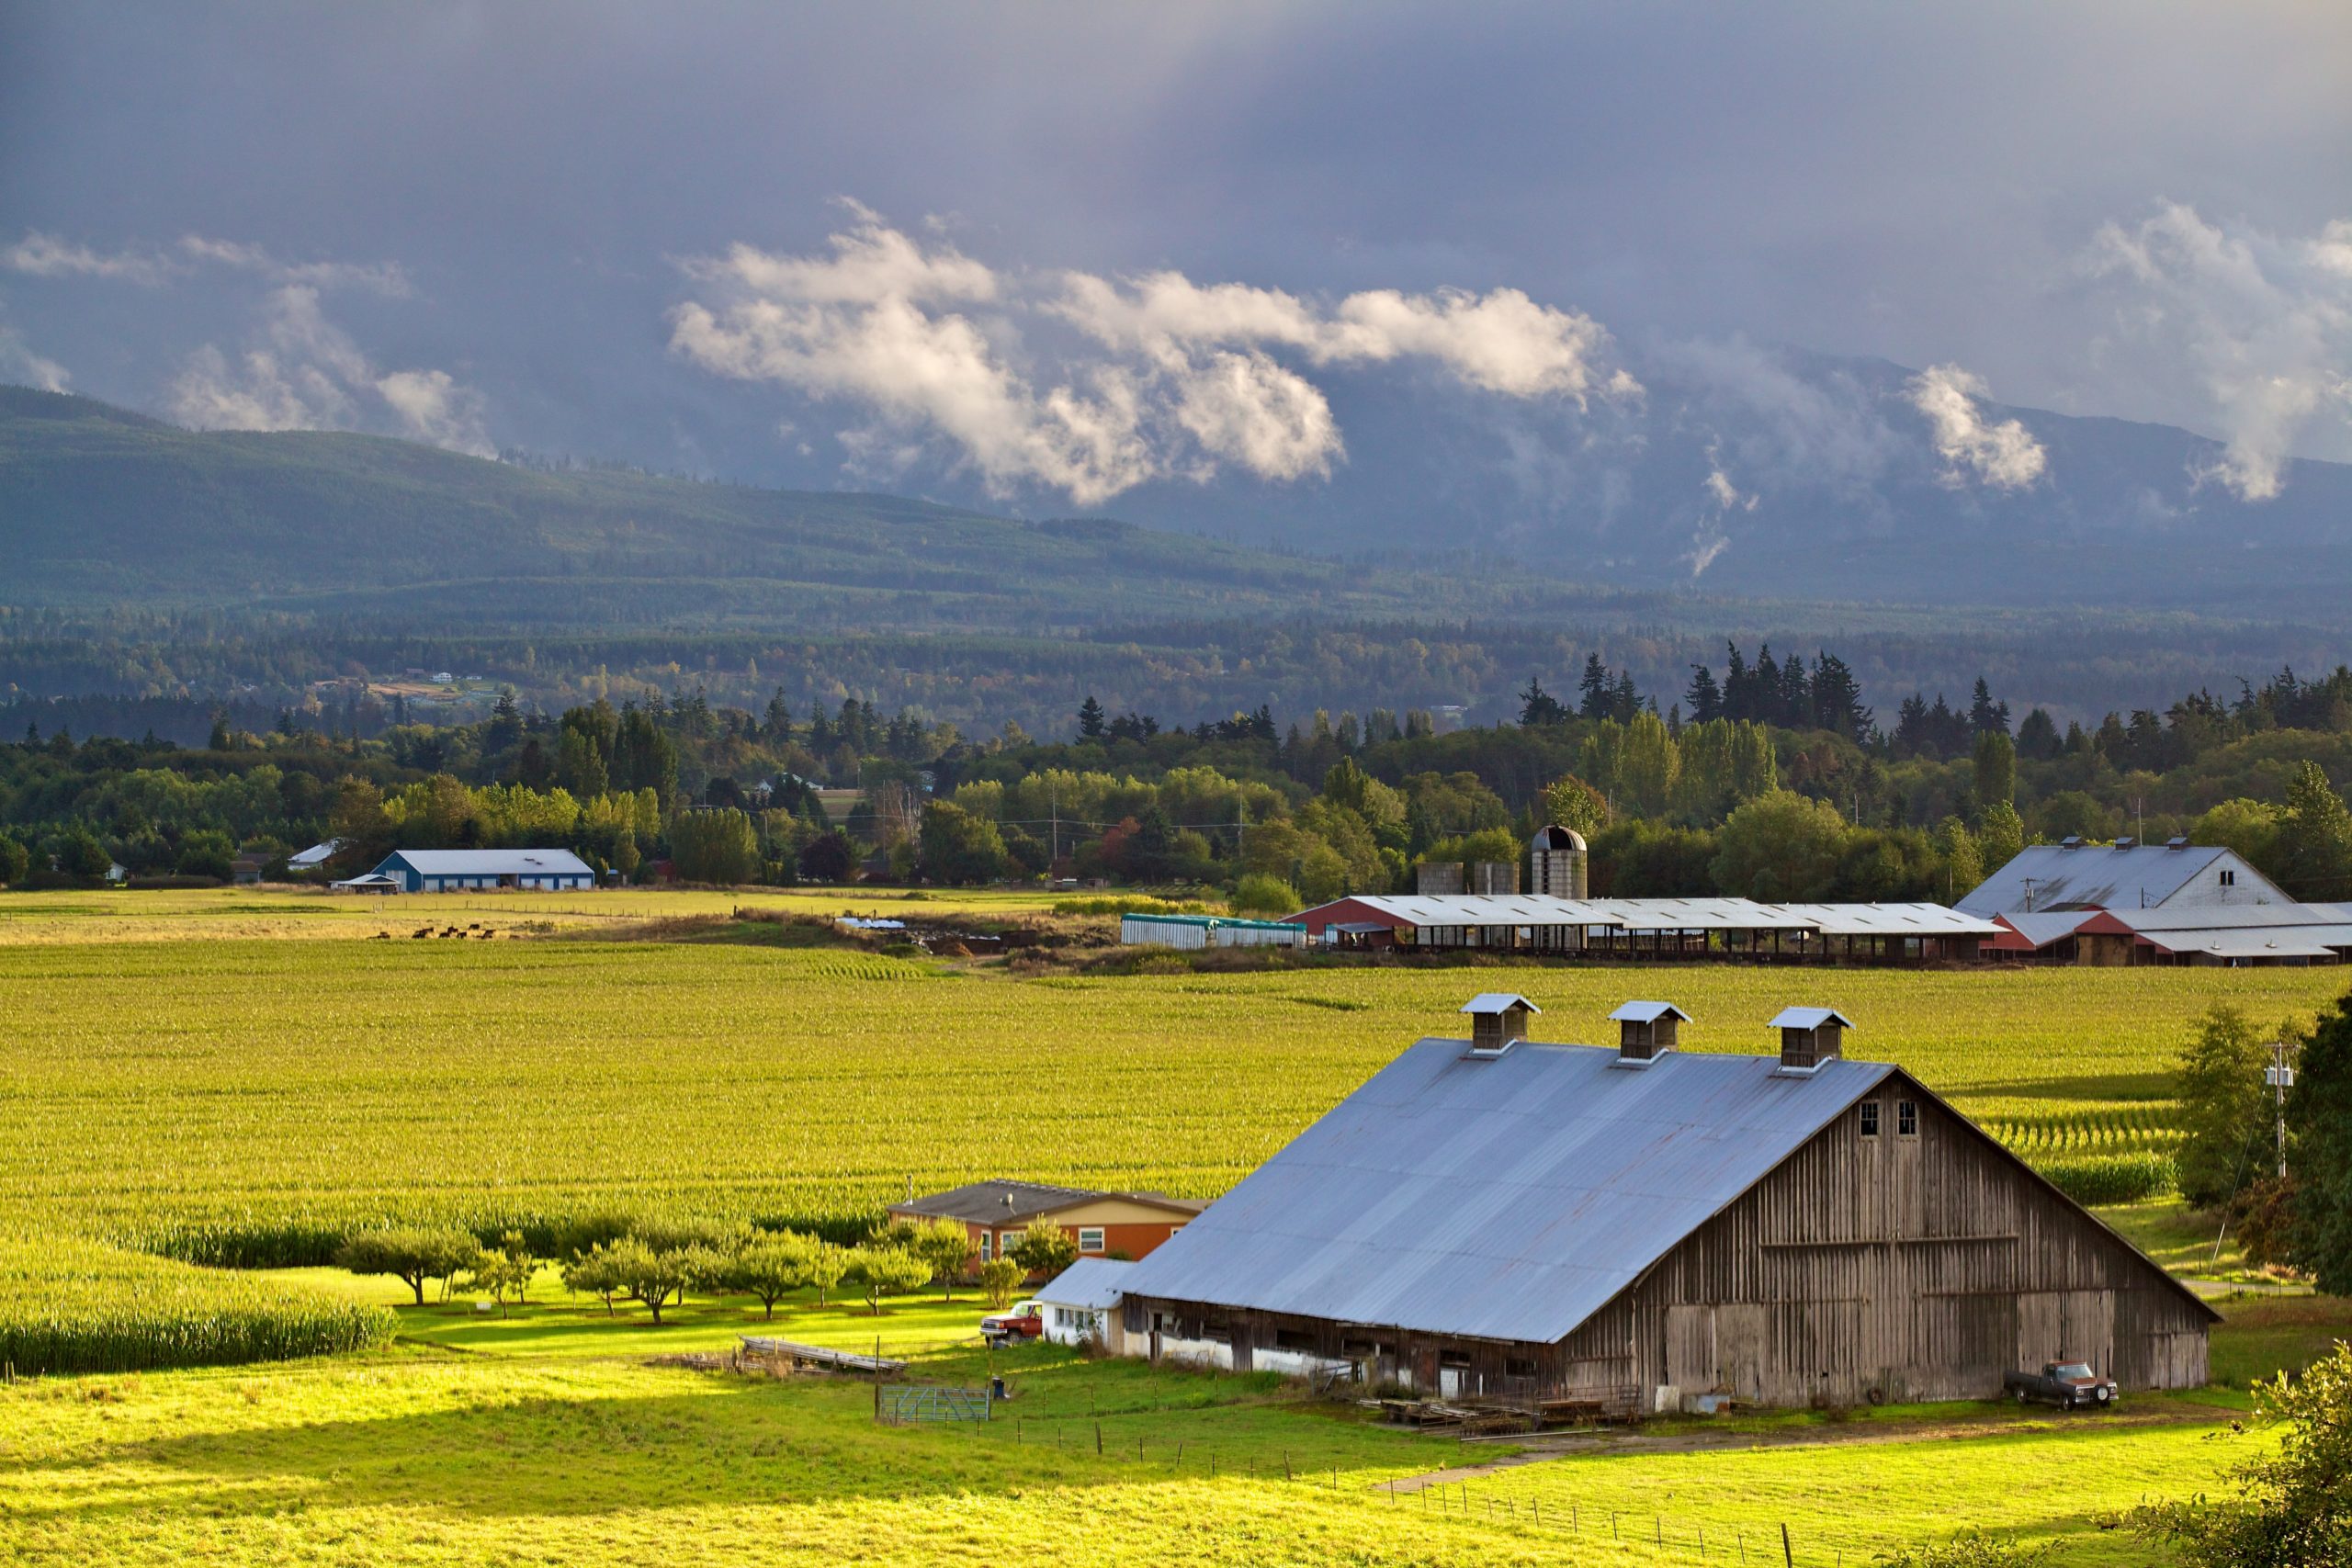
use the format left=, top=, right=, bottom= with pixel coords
left=1286, top=894, right=1999, bottom=963
left=368, top=848, right=596, bottom=893
left=1957, top=840, right=2284, bottom=915
left=1991, top=898, right=2352, bottom=966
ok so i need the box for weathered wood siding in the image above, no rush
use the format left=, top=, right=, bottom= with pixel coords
left=1555, top=1071, right=2211, bottom=1407
left=1123, top=1070, right=2210, bottom=1412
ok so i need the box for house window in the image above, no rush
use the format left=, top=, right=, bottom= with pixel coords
left=1079, top=1227, right=1105, bottom=1253
left=1860, top=1101, right=1881, bottom=1138
left=977, top=1233, right=990, bottom=1261
left=2220, top=869, right=2237, bottom=887
left=1001, top=1229, right=1025, bottom=1254
left=1897, top=1100, right=1918, bottom=1136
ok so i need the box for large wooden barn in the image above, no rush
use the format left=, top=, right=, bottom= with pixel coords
left=1117, top=995, right=2213, bottom=1414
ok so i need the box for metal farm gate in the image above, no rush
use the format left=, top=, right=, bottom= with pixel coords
left=877, top=1383, right=994, bottom=1424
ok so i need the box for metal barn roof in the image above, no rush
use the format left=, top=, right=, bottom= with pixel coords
left=1117, top=1035, right=1891, bottom=1345
left=1955, top=843, right=2279, bottom=914
left=379, top=848, right=594, bottom=877
left=1991, top=910, right=2101, bottom=949
left=1767, top=902, right=2003, bottom=937
left=1036, top=1258, right=1135, bottom=1310
left=891, top=1179, right=1204, bottom=1225
left=1608, top=1000, right=1690, bottom=1023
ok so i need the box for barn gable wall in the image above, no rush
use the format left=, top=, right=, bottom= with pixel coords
left=1559, top=1072, right=2211, bottom=1408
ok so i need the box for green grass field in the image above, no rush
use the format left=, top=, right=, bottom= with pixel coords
left=1, top=887, right=2345, bottom=1563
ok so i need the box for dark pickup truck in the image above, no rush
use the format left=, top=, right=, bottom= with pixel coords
left=2004, top=1361, right=2118, bottom=1410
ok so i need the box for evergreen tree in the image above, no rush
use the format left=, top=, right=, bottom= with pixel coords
left=1077, top=694, right=1106, bottom=739
left=2173, top=1005, right=2278, bottom=1210
left=1610, top=670, right=1641, bottom=721
left=1576, top=654, right=1611, bottom=721
left=1520, top=675, right=1568, bottom=727
left=1967, top=678, right=2010, bottom=735
left=1721, top=642, right=1754, bottom=723
left=1808, top=652, right=1871, bottom=742
left=1684, top=662, right=1723, bottom=724
left=2015, top=706, right=2062, bottom=761
left=1776, top=650, right=1810, bottom=727
left=763, top=689, right=793, bottom=743
left=1753, top=646, right=1783, bottom=724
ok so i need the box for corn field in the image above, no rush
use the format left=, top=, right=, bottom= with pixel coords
left=1, top=926, right=2342, bottom=1272
left=0, top=1235, right=393, bottom=1374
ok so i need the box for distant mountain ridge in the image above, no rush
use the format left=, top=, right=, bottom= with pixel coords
left=5, top=357, right=2350, bottom=630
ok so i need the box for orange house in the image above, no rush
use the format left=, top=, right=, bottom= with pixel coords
left=887, top=1180, right=1204, bottom=1274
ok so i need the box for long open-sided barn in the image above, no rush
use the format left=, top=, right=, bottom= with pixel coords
left=1117, top=995, right=2213, bottom=1414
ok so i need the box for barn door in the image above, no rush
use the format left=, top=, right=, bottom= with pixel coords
left=1665, top=1304, right=1716, bottom=1393
left=1715, top=1305, right=1766, bottom=1400
left=2061, top=1291, right=2116, bottom=1375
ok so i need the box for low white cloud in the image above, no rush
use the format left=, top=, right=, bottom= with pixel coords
left=1905, top=364, right=2048, bottom=490
left=2086, top=203, right=2352, bottom=502
left=5, top=232, right=175, bottom=286
left=0, top=321, right=72, bottom=391
left=177, top=235, right=411, bottom=297
left=170, top=285, right=492, bottom=457
left=672, top=206, right=1636, bottom=504
left=1682, top=442, right=1758, bottom=579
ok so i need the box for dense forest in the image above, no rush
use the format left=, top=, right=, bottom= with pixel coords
left=6, top=642, right=2351, bottom=908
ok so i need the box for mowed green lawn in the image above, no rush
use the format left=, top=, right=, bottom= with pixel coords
left=1, top=1271, right=2317, bottom=1568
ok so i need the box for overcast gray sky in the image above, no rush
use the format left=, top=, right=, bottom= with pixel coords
left=3, top=1, right=2346, bottom=503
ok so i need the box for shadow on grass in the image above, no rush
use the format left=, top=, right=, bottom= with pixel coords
left=12, top=1355, right=1406, bottom=1528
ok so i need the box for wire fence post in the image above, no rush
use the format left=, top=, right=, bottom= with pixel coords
left=1782, top=1521, right=1795, bottom=1568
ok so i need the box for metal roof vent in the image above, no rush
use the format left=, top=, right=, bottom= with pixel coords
left=1770, top=1007, right=1853, bottom=1075
left=2165, top=836, right=2190, bottom=851
left=1460, top=993, right=1539, bottom=1058
left=2112, top=837, right=2137, bottom=851
left=2059, top=835, right=2084, bottom=850
left=1609, top=1000, right=1689, bottom=1066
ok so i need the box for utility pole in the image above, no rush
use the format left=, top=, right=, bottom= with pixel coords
left=2266, top=1041, right=2296, bottom=1179
left=1049, top=780, right=1059, bottom=871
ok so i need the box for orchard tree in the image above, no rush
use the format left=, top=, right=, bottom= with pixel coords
left=605, top=1237, right=691, bottom=1325
left=727, top=1230, right=819, bottom=1320
left=560, top=1244, right=628, bottom=1316
left=846, top=1245, right=932, bottom=1315
left=978, top=1257, right=1027, bottom=1308
left=804, top=1240, right=851, bottom=1307
left=898, top=1217, right=976, bottom=1301
left=1010, top=1222, right=1079, bottom=1280
left=334, top=1226, right=481, bottom=1305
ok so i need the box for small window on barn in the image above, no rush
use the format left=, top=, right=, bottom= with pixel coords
left=1274, top=1329, right=1317, bottom=1352
left=1897, top=1100, right=1918, bottom=1136
left=2221, top=868, right=2236, bottom=886
left=1203, top=1319, right=1231, bottom=1343
left=1860, top=1101, right=1881, bottom=1138
left=1439, top=1350, right=1473, bottom=1370
left=1079, top=1227, right=1104, bottom=1253
left=1506, top=1357, right=1538, bottom=1378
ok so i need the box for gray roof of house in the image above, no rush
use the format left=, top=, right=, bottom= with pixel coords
left=889, top=1179, right=1203, bottom=1225
left=1117, top=1035, right=1891, bottom=1345
left=1955, top=843, right=2271, bottom=914
left=1036, top=1258, right=1135, bottom=1310
left=379, top=848, right=594, bottom=876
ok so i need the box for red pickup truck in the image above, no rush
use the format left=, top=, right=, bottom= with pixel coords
left=979, top=1302, right=1043, bottom=1345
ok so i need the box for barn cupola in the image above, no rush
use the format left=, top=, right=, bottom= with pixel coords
left=1609, top=1000, right=1689, bottom=1066
left=1460, top=993, right=1540, bottom=1057
left=1770, top=1006, right=1854, bottom=1073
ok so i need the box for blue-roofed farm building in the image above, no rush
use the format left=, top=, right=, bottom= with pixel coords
left=364, top=849, right=596, bottom=893
left=1117, top=996, right=2212, bottom=1415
